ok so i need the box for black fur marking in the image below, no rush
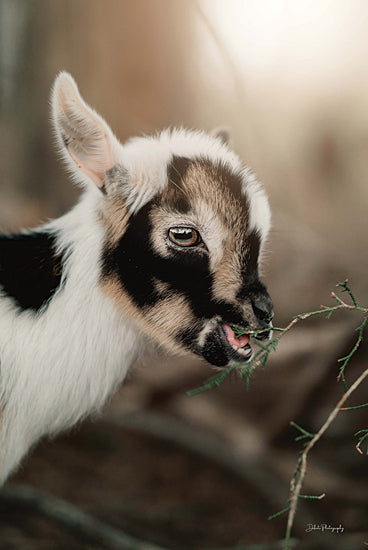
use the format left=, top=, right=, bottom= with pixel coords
left=0, top=232, right=64, bottom=311
left=200, top=325, right=229, bottom=367
left=101, top=200, right=248, bottom=327
left=178, top=324, right=230, bottom=366
left=102, top=203, right=160, bottom=309
left=102, top=201, right=214, bottom=314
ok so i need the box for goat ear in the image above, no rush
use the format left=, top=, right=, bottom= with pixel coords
left=52, top=72, right=119, bottom=189
left=211, top=127, right=232, bottom=147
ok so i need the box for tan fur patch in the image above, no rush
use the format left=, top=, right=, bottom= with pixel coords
left=102, top=277, right=193, bottom=356
left=145, top=293, right=194, bottom=347
left=152, top=278, right=171, bottom=296
left=211, top=246, right=243, bottom=303
left=99, top=193, right=131, bottom=246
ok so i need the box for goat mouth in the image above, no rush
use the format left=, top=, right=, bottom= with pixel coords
left=197, top=320, right=254, bottom=367
left=222, top=323, right=253, bottom=361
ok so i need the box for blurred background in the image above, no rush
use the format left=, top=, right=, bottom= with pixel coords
left=1, top=1, right=368, bottom=549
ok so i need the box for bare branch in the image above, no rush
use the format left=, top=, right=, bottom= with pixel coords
left=285, top=365, right=368, bottom=549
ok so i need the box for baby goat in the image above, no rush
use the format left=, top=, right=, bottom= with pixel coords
left=0, top=73, right=273, bottom=482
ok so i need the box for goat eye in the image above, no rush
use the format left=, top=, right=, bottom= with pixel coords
left=168, top=227, right=201, bottom=247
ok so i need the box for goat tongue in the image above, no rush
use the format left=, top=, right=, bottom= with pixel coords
left=223, top=324, right=250, bottom=349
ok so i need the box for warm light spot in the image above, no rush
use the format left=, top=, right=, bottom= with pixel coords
left=199, top=0, right=368, bottom=88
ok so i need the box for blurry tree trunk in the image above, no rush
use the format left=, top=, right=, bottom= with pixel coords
left=1, top=0, right=196, bottom=222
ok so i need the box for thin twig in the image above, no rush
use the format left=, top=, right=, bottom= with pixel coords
left=188, top=289, right=368, bottom=396
left=354, top=429, right=368, bottom=455
left=258, top=282, right=368, bottom=548
left=284, top=365, right=368, bottom=549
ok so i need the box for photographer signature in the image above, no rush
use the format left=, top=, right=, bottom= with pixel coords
left=305, top=523, right=344, bottom=534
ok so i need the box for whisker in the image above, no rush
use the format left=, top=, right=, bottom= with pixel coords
left=168, top=177, right=189, bottom=200
left=169, top=164, right=192, bottom=202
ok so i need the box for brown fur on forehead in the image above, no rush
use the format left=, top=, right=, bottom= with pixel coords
left=162, top=157, right=253, bottom=263
left=101, top=276, right=195, bottom=356
left=163, top=157, right=249, bottom=235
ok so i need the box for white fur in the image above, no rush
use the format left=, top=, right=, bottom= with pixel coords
left=0, top=192, right=144, bottom=481
left=241, top=167, right=271, bottom=240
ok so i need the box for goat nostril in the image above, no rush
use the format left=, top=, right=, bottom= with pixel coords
left=252, top=297, right=274, bottom=323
